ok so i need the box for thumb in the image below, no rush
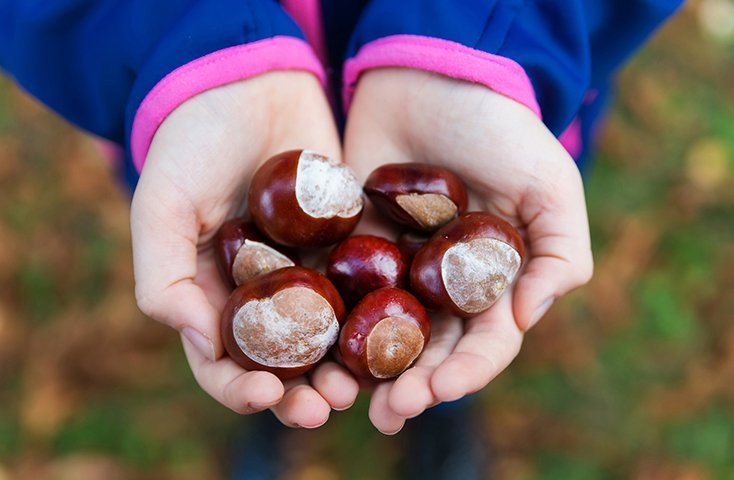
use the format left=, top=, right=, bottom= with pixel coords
left=130, top=170, right=223, bottom=362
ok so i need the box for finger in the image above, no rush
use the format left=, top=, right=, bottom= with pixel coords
left=387, top=314, right=463, bottom=417
left=368, top=381, right=405, bottom=435
left=309, top=361, right=360, bottom=411
left=182, top=334, right=284, bottom=414
left=270, top=377, right=332, bottom=429
left=431, top=293, right=524, bottom=402
left=195, top=247, right=230, bottom=313
left=387, top=367, right=436, bottom=419
left=514, top=165, right=593, bottom=331
left=131, top=173, right=224, bottom=361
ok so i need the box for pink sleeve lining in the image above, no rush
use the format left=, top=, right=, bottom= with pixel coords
left=558, top=116, right=583, bottom=159
left=342, top=34, right=541, bottom=119
left=130, top=36, right=325, bottom=173
left=281, top=0, right=328, bottom=66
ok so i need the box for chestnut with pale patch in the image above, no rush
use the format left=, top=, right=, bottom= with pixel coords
left=363, top=163, right=468, bottom=231
left=410, top=212, right=526, bottom=318
left=214, top=217, right=299, bottom=288
left=395, top=193, right=458, bottom=230
left=232, top=240, right=294, bottom=285
left=366, top=316, right=425, bottom=379
left=339, top=288, right=430, bottom=381
left=232, top=287, right=338, bottom=368
left=295, top=151, right=363, bottom=219
left=441, top=238, right=522, bottom=314
left=221, top=266, right=346, bottom=379
left=249, top=150, right=364, bottom=247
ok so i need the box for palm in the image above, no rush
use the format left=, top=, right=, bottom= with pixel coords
left=345, top=69, right=593, bottom=433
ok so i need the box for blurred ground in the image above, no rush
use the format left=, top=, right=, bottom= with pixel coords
left=1, top=2, right=733, bottom=479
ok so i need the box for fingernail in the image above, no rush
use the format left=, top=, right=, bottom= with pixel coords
left=528, top=297, right=555, bottom=330
left=332, top=402, right=355, bottom=412
left=378, top=425, right=404, bottom=436
left=441, top=392, right=465, bottom=403
left=406, top=408, right=427, bottom=419
left=248, top=401, right=278, bottom=411
left=182, top=326, right=215, bottom=362
left=298, top=419, right=329, bottom=429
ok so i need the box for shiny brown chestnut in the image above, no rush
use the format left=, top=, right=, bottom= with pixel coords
left=214, top=217, right=299, bottom=288
left=396, top=231, right=430, bottom=262
left=248, top=150, right=364, bottom=247
left=221, top=266, right=346, bottom=379
left=326, top=235, right=408, bottom=307
left=410, top=212, right=525, bottom=318
left=363, top=163, right=468, bottom=231
left=339, top=288, right=430, bottom=381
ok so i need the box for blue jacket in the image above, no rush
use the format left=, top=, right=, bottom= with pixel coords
left=0, top=0, right=683, bottom=187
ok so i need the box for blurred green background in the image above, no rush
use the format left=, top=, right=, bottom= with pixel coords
left=1, top=2, right=733, bottom=479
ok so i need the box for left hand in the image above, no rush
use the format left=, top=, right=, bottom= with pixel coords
left=130, top=72, right=359, bottom=428
left=343, top=68, right=594, bottom=434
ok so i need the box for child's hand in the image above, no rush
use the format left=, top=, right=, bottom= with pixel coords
left=344, top=69, right=594, bottom=433
left=130, top=71, right=359, bottom=427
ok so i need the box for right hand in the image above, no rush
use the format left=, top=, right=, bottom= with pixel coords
left=130, top=71, right=360, bottom=428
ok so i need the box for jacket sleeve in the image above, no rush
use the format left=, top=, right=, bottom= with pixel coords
left=0, top=0, right=325, bottom=181
left=343, top=0, right=683, bottom=141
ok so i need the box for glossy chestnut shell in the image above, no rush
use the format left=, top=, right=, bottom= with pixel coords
left=410, top=212, right=525, bottom=318
left=248, top=150, right=364, bottom=247
left=221, top=266, right=346, bottom=379
left=326, top=235, right=409, bottom=307
left=214, top=217, right=299, bottom=288
left=339, top=288, right=430, bottom=381
left=396, top=231, right=430, bottom=262
left=363, top=163, right=468, bottom=231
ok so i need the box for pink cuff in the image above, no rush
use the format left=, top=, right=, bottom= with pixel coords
left=343, top=34, right=541, bottom=118
left=281, top=0, right=328, bottom=66
left=130, top=36, right=325, bottom=173
left=94, top=139, right=124, bottom=170
left=558, top=117, right=583, bottom=160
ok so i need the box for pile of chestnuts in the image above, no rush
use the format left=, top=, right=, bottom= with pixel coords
left=216, top=150, right=525, bottom=381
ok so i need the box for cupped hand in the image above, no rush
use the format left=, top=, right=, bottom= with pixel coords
left=130, top=71, right=359, bottom=427
left=344, top=68, right=594, bottom=433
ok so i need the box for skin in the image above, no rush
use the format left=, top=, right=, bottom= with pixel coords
left=130, top=68, right=593, bottom=433
left=344, top=69, right=593, bottom=433
left=131, top=71, right=358, bottom=428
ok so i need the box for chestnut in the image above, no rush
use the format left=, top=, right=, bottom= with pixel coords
left=339, top=288, right=430, bottom=380
left=363, top=163, right=468, bottom=231
left=214, top=217, right=299, bottom=288
left=221, top=266, right=346, bottom=379
left=396, top=231, right=429, bottom=262
left=248, top=150, right=364, bottom=247
left=410, top=212, right=525, bottom=318
left=326, top=235, right=409, bottom=307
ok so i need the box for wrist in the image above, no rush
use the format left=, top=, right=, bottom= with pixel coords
left=131, top=38, right=326, bottom=174
left=343, top=35, right=540, bottom=120
left=143, top=70, right=340, bottom=185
